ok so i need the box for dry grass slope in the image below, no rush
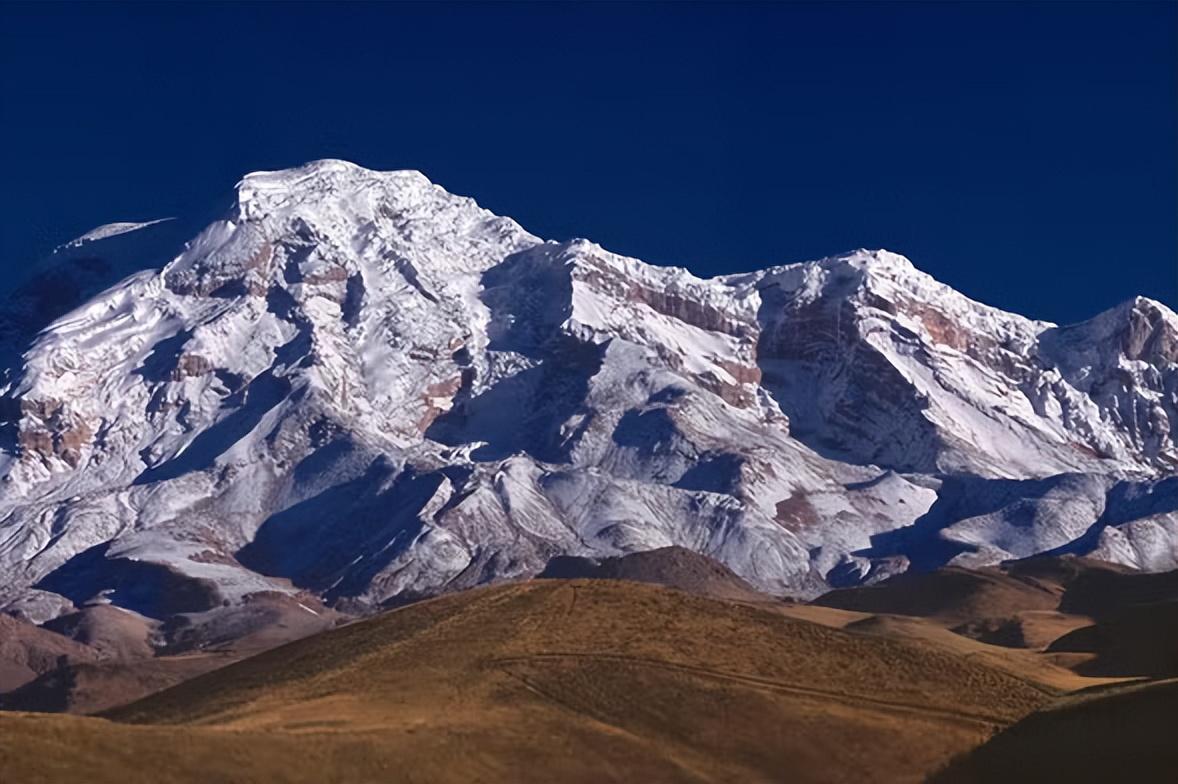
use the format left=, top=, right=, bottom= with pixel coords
left=1, top=579, right=1058, bottom=784
left=810, top=557, right=1178, bottom=684
left=1, top=593, right=343, bottom=714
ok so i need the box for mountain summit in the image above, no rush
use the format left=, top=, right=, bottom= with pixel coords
left=0, top=161, right=1175, bottom=635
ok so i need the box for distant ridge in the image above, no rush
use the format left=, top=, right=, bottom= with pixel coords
left=538, top=546, right=767, bottom=601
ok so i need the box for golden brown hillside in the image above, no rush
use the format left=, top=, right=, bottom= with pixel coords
left=1, top=579, right=1058, bottom=784
left=809, top=557, right=1178, bottom=685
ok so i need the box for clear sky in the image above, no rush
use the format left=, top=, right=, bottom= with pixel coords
left=1, top=1, right=1174, bottom=324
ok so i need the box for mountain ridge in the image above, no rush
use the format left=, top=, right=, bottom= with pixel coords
left=0, top=160, right=1174, bottom=642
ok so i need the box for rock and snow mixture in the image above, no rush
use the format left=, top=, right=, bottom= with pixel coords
left=0, top=159, right=1174, bottom=627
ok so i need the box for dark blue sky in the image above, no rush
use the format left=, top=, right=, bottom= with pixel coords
left=2, top=2, right=1174, bottom=324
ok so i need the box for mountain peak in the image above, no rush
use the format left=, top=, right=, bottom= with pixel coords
left=836, top=248, right=915, bottom=270
left=1129, top=295, right=1178, bottom=325
left=238, top=159, right=429, bottom=186
left=233, top=160, right=439, bottom=223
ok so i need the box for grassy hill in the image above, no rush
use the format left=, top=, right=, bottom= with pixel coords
left=1, top=579, right=1057, bottom=783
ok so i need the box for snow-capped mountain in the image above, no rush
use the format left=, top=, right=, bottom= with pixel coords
left=1, top=160, right=1175, bottom=632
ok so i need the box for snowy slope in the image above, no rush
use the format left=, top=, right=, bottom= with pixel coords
left=0, top=160, right=1174, bottom=633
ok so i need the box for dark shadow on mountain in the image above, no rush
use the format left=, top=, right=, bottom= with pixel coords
left=1104, top=476, right=1178, bottom=523
left=850, top=476, right=988, bottom=571
left=34, top=542, right=222, bottom=618
left=266, top=287, right=318, bottom=370
left=479, top=246, right=573, bottom=356
left=1013, top=476, right=1178, bottom=564
left=605, top=407, right=744, bottom=492
left=426, top=339, right=602, bottom=463
left=843, top=471, right=899, bottom=492
left=858, top=476, right=1054, bottom=571
left=611, top=408, right=682, bottom=451
left=133, top=371, right=291, bottom=485
left=1029, top=518, right=1110, bottom=564
left=33, top=543, right=113, bottom=605
left=237, top=459, right=444, bottom=602
left=290, top=437, right=355, bottom=487
left=855, top=473, right=1115, bottom=574
left=134, top=328, right=195, bottom=384
left=342, top=273, right=365, bottom=327
left=674, top=453, right=744, bottom=494
left=425, top=247, right=602, bottom=463
left=751, top=280, right=942, bottom=473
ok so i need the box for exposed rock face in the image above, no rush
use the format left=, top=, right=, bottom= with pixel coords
left=745, top=252, right=1178, bottom=477
left=0, top=160, right=1174, bottom=639
left=11, top=397, right=95, bottom=468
